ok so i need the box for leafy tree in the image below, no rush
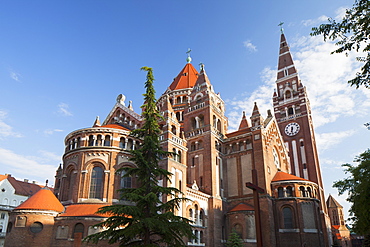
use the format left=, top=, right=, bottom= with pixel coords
left=333, top=149, right=370, bottom=245
left=85, top=67, right=194, bottom=246
left=226, top=230, right=243, bottom=247
left=311, top=0, right=370, bottom=88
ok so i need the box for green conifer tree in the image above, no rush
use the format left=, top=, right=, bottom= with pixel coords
left=85, top=67, right=194, bottom=246
left=226, top=230, right=243, bottom=247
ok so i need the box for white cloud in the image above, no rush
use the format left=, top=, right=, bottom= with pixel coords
left=243, top=40, right=257, bottom=52
left=58, top=103, right=73, bottom=116
left=227, top=31, right=370, bottom=136
left=0, top=110, right=22, bottom=138
left=316, top=130, right=356, bottom=151
left=44, top=129, right=64, bottom=135
left=9, top=70, right=22, bottom=82
left=0, top=147, right=58, bottom=183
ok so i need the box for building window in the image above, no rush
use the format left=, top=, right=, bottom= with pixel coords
left=1, top=213, right=5, bottom=219
left=30, top=222, right=43, bottom=233
left=282, top=207, right=294, bottom=229
left=73, top=223, right=84, bottom=238
left=6, top=222, right=12, bottom=233
left=273, top=148, right=280, bottom=169
left=286, top=186, right=293, bottom=197
left=278, top=187, right=284, bottom=198
left=233, top=223, right=243, bottom=238
left=56, top=225, right=69, bottom=239
left=120, top=169, right=132, bottom=189
left=89, top=166, right=104, bottom=199
left=15, top=216, right=27, bottom=227
left=104, top=136, right=111, bottom=146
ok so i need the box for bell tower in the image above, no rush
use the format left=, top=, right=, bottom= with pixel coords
left=183, top=63, right=227, bottom=246
left=273, top=30, right=332, bottom=246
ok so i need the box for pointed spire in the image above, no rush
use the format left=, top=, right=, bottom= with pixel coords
left=194, top=63, right=211, bottom=88
left=252, top=102, right=260, bottom=116
left=93, top=116, right=101, bottom=127
left=250, top=102, right=264, bottom=127
left=238, top=111, right=250, bottom=130
left=277, top=32, right=298, bottom=80
left=169, top=63, right=199, bottom=90
left=128, top=100, right=134, bottom=111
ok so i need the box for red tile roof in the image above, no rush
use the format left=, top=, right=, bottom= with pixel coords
left=332, top=225, right=340, bottom=230
left=229, top=203, right=254, bottom=212
left=16, top=187, right=64, bottom=212
left=238, top=112, right=250, bottom=130
left=60, top=204, right=111, bottom=217
left=272, top=171, right=309, bottom=182
left=169, top=63, right=198, bottom=90
left=0, top=174, right=44, bottom=196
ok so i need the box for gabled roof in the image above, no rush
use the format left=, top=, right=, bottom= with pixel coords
left=60, top=204, right=111, bottom=217
left=16, top=187, right=64, bottom=212
left=0, top=174, right=44, bottom=196
left=169, top=63, right=199, bottom=90
left=272, top=171, right=309, bottom=182
left=327, top=194, right=343, bottom=208
left=229, top=203, right=254, bottom=213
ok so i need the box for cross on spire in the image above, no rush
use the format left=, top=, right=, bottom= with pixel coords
left=278, top=22, right=284, bottom=34
left=186, top=48, right=192, bottom=63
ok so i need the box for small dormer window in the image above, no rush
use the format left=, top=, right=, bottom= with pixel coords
left=284, top=68, right=288, bottom=77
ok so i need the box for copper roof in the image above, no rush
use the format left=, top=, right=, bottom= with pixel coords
left=272, top=171, right=309, bottom=182
left=16, top=187, right=64, bottom=212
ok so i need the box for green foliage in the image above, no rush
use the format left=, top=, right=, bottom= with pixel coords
left=84, top=67, right=194, bottom=246
left=311, top=0, right=370, bottom=88
left=226, top=230, right=243, bottom=247
left=333, top=149, right=370, bottom=237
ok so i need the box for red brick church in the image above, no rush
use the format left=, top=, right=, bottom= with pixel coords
left=4, top=33, right=350, bottom=247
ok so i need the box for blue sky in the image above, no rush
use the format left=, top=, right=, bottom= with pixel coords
left=1, top=1, right=369, bottom=219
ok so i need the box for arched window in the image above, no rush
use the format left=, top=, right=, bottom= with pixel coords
left=282, top=207, right=294, bottom=229
left=171, top=125, right=177, bottom=135
left=288, top=107, right=294, bottom=115
left=119, top=137, right=125, bottom=149
left=104, top=136, right=111, bottom=146
left=285, top=90, right=291, bottom=99
left=76, top=137, right=81, bottom=148
left=73, top=223, right=84, bottom=238
left=178, top=151, right=182, bottom=163
left=200, top=231, right=204, bottom=243
left=199, top=210, right=204, bottom=226
left=299, top=186, right=306, bottom=197
left=286, top=186, right=293, bottom=197
left=278, top=187, right=284, bottom=198
left=194, top=205, right=199, bottom=224
left=88, top=135, right=94, bottom=146
left=189, top=208, right=193, bottom=221
left=96, top=135, right=102, bottom=146
left=120, top=169, right=132, bottom=189
left=234, top=223, right=243, bottom=238
left=89, top=166, right=104, bottom=199
left=307, top=187, right=312, bottom=198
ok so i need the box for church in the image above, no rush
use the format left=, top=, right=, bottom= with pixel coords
left=4, top=32, right=351, bottom=247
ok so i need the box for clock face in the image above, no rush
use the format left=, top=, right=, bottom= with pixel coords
left=285, top=122, right=300, bottom=136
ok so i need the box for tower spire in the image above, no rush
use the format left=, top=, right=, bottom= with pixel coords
left=277, top=31, right=298, bottom=81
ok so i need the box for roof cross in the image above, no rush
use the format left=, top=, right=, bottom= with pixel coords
left=278, top=22, right=284, bottom=34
